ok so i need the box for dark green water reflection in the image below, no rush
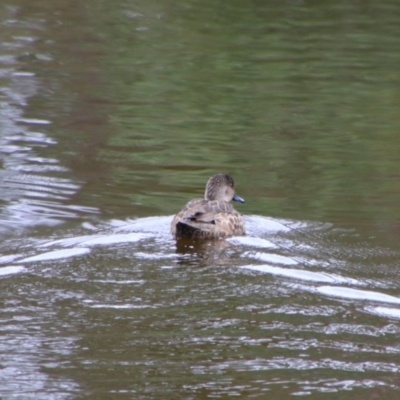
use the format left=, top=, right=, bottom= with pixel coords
left=30, top=0, right=399, bottom=232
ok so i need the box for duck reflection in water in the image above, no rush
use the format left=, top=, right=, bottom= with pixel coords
left=171, top=174, right=245, bottom=240
left=173, top=236, right=237, bottom=266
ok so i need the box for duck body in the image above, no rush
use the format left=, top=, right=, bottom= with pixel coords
left=171, top=174, right=245, bottom=239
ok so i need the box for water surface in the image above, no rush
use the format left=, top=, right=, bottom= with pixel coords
left=1, top=0, right=400, bottom=398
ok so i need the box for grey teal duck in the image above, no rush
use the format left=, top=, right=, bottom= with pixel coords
left=171, top=174, right=245, bottom=239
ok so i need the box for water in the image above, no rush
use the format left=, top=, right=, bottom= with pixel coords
left=2, top=217, right=400, bottom=398
left=1, top=0, right=400, bottom=398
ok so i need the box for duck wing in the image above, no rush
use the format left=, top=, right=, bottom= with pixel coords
left=171, top=199, right=239, bottom=238
left=180, top=199, right=234, bottom=222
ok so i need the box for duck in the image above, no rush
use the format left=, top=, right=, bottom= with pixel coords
left=171, top=174, right=245, bottom=239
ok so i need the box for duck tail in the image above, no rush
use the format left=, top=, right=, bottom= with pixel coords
left=175, top=221, right=203, bottom=239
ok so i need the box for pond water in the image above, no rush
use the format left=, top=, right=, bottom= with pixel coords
left=1, top=0, right=400, bottom=398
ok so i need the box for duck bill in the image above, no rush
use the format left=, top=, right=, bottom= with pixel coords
left=232, top=193, right=245, bottom=203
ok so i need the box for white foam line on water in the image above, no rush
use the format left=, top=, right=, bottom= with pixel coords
left=227, top=236, right=278, bottom=249
left=77, top=233, right=152, bottom=246
left=365, top=306, right=400, bottom=319
left=0, top=254, right=21, bottom=264
left=92, top=280, right=146, bottom=285
left=241, top=264, right=361, bottom=284
left=0, top=266, right=26, bottom=276
left=16, top=247, right=90, bottom=263
left=12, top=71, right=35, bottom=77
left=88, top=304, right=154, bottom=309
left=40, top=232, right=152, bottom=248
left=317, top=286, right=400, bottom=305
left=135, top=252, right=179, bottom=260
left=244, top=216, right=292, bottom=233
left=16, top=118, right=52, bottom=125
left=244, top=252, right=298, bottom=265
left=112, top=216, right=172, bottom=232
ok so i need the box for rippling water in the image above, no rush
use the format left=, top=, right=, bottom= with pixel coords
left=2, top=0, right=400, bottom=398
left=0, top=13, right=98, bottom=233
left=2, top=215, right=400, bottom=397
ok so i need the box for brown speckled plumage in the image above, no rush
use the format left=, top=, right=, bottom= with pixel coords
left=171, top=174, right=245, bottom=239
